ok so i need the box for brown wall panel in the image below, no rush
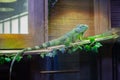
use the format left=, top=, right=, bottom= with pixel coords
left=111, top=0, right=120, bottom=27
left=0, top=0, right=46, bottom=49
left=48, top=0, right=94, bottom=40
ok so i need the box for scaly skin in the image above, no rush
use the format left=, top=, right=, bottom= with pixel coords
left=9, top=24, right=88, bottom=80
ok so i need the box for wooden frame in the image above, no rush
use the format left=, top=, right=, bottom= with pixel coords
left=94, top=0, right=111, bottom=34
left=0, top=0, right=48, bottom=49
left=0, top=0, right=112, bottom=49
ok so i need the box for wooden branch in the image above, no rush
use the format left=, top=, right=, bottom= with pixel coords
left=0, top=33, right=118, bottom=55
left=25, top=34, right=119, bottom=54
left=72, top=34, right=118, bottom=46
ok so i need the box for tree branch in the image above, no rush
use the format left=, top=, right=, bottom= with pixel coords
left=0, top=33, right=118, bottom=55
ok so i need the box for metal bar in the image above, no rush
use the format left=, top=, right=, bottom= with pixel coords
left=0, top=50, right=22, bottom=54
left=18, top=17, right=21, bottom=34
left=98, top=52, right=102, bottom=80
left=10, top=19, right=12, bottom=33
left=0, top=23, right=3, bottom=34
left=90, top=53, right=98, bottom=80
left=112, top=38, right=119, bottom=80
left=40, top=70, right=80, bottom=74
left=2, top=22, right=4, bottom=33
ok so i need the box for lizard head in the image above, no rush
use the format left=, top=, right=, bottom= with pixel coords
left=75, top=24, right=88, bottom=33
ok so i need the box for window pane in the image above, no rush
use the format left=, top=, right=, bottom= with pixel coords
left=11, top=18, right=18, bottom=34
left=0, top=23, right=3, bottom=34
left=20, top=15, right=28, bottom=34
left=4, top=21, right=10, bottom=34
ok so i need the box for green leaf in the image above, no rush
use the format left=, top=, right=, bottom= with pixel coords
left=40, top=53, right=45, bottom=58
left=46, top=52, right=54, bottom=57
left=64, top=42, right=70, bottom=46
left=84, top=45, right=91, bottom=52
left=78, top=46, right=83, bottom=50
left=10, top=56, right=14, bottom=60
left=91, top=42, right=102, bottom=53
left=59, top=47, right=66, bottom=54
left=52, top=50, right=57, bottom=56
left=67, top=49, right=72, bottom=54
left=95, top=42, right=102, bottom=48
left=16, top=56, right=23, bottom=62
left=5, top=57, right=11, bottom=62
left=72, top=47, right=78, bottom=52
left=27, top=55, right=32, bottom=59
left=0, top=57, right=5, bottom=64
left=89, top=37, right=95, bottom=42
left=91, top=46, right=99, bottom=53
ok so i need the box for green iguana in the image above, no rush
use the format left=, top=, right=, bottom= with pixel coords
left=9, top=24, right=88, bottom=80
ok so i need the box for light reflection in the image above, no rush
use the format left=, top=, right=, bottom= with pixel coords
left=0, top=0, right=16, bottom=3
left=0, top=8, right=14, bottom=12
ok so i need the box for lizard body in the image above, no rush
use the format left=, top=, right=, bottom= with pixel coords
left=9, top=24, right=88, bottom=80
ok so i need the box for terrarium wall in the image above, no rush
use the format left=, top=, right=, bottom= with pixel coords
left=48, top=0, right=94, bottom=40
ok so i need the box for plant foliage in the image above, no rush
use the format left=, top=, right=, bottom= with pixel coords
left=0, top=36, right=103, bottom=64
left=1, top=30, right=118, bottom=64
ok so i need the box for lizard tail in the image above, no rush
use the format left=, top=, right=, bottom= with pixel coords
left=9, top=49, right=26, bottom=80
left=9, top=45, right=44, bottom=80
left=9, top=39, right=57, bottom=80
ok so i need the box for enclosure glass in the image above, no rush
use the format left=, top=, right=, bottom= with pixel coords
left=0, top=0, right=28, bottom=34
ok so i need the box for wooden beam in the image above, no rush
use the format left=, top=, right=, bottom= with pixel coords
left=94, top=0, right=111, bottom=34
